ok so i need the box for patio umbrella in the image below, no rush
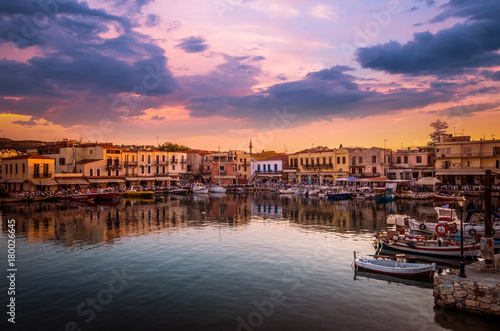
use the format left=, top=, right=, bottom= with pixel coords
left=417, top=177, right=441, bottom=185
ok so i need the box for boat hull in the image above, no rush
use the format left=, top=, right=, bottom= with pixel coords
left=378, top=241, right=481, bottom=258
left=354, top=258, right=435, bottom=277
left=70, top=193, right=98, bottom=201
left=122, top=191, right=154, bottom=198
left=95, top=192, right=116, bottom=200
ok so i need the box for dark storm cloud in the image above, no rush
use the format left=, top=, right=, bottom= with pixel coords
left=357, top=0, right=500, bottom=76
left=430, top=102, right=500, bottom=118
left=12, top=119, right=37, bottom=126
left=0, top=0, right=177, bottom=126
left=175, top=36, right=209, bottom=53
left=185, top=66, right=458, bottom=125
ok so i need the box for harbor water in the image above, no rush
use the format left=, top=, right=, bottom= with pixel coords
left=1, top=194, right=499, bottom=330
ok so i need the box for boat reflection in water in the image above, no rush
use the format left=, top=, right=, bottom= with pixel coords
left=353, top=270, right=434, bottom=289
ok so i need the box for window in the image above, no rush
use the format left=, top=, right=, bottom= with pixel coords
left=311, top=159, right=314, bottom=166
left=372, top=156, right=377, bottom=163
left=323, top=157, right=326, bottom=164
left=397, top=156, right=401, bottom=164
left=90, top=169, right=94, bottom=176
left=257, top=165, right=261, bottom=172
left=97, top=169, right=101, bottom=176
left=274, top=164, right=278, bottom=172
left=404, top=156, right=408, bottom=163
left=372, top=167, right=377, bottom=174
left=317, top=158, right=320, bottom=164
left=116, top=170, right=119, bottom=176
left=15, top=164, right=18, bottom=174
left=22, top=164, right=25, bottom=174
left=10, top=164, right=12, bottom=174
left=337, top=157, right=340, bottom=164
left=416, top=156, right=422, bottom=163
left=162, top=155, right=166, bottom=162
left=5, top=164, right=7, bottom=174
left=305, top=159, right=309, bottom=166
left=163, top=166, right=166, bottom=173
left=358, top=157, right=362, bottom=163
left=59, top=158, right=65, bottom=165
left=141, top=154, right=145, bottom=162
left=147, top=155, right=151, bottom=164
left=107, top=170, right=111, bottom=176
left=300, top=158, right=303, bottom=166
left=172, top=165, right=176, bottom=171
left=466, top=161, right=471, bottom=167
left=147, top=166, right=151, bottom=174
left=156, top=166, right=159, bottom=173
left=90, top=150, right=93, bottom=154
left=497, top=160, right=500, bottom=168
left=494, top=147, right=500, bottom=156
left=342, top=157, right=346, bottom=164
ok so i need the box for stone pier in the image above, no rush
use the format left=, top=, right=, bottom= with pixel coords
left=434, top=255, right=500, bottom=316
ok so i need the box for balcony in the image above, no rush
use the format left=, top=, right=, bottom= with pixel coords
left=32, top=172, right=52, bottom=179
left=171, top=159, right=179, bottom=164
left=106, top=161, right=122, bottom=170
left=154, top=160, right=169, bottom=165
left=180, top=160, right=187, bottom=164
left=302, top=164, right=334, bottom=171
left=256, top=170, right=282, bottom=174
left=124, top=161, right=137, bottom=166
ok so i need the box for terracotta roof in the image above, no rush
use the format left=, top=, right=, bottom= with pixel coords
left=2, top=154, right=54, bottom=161
left=262, top=155, right=289, bottom=162
left=291, top=147, right=333, bottom=155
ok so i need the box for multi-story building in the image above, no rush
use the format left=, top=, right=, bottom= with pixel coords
left=202, top=152, right=242, bottom=185
left=288, top=146, right=348, bottom=184
left=234, top=150, right=252, bottom=182
left=388, top=147, right=435, bottom=180
left=1, top=154, right=57, bottom=191
left=251, top=155, right=288, bottom=183
left=434, top=136, right=500, bottom=185
left=347, top=147, right=391, bottom=177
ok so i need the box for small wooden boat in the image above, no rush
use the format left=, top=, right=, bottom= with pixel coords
left=327, top=191, right=351, bottom=200
left=354, top=252, right=436, bottom=277
left=277, top=188, right=295, bottom=194
left=376, top=236, right=481, bottom=258
left=70, top=192, right=98, bottom=201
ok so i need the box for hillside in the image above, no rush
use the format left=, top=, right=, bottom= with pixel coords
left=0, top=137, right=50, bottom=153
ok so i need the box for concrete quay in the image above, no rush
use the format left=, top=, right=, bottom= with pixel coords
left=434, top=255, right=500, bottom=316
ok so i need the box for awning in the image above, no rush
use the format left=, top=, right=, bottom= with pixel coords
left=0, top=178, right=9, bottom=184
left=125, top=177, right=141, bottom=181
left=283, top=169, right=297, bottom=173
left=55, top=178, right=89, bottom=185
left=31, top=179, right=59, bottom=186
left=87, top=179, right=112, bottom=183
left=155, top=177, right=173, bottom=181
left=108, top=178, right=125, bottom=183
left=435, top=170, right=486, bottom=176
left=7, top=179, right=26, bottom=184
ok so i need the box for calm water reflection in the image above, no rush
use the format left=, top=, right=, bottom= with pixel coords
left=1, top=194, right=498, bottom=331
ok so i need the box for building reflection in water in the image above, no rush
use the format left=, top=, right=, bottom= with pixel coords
left=1, top=195, right=496, bottom=248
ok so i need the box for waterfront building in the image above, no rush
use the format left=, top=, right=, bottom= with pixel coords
left=388, top=147, right=435, bottom=180
left=251, top=155, right=288, bottom=184
left=185, top=150, right=211, bottom=183
left=234, top=150, right=252, bottom=182
left=1, top=154, right=57, bottom=191
left=434, top=136, right=500, bottom=185
left=347, top=147, right=391, bottom=178
left=288, top=146, right=348, bottom=184
left=202, top=152, right=242, bottom=185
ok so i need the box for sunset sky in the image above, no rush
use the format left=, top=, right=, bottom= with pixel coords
left=1, top=0, right=499, bottom=152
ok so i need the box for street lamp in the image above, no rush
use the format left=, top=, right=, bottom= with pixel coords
left=457, top=196, right=466, bottom=278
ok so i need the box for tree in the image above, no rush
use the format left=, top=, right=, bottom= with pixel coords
left=428, top=119, right=448, bottom=146
left=158, top=141, right=191, bottom=152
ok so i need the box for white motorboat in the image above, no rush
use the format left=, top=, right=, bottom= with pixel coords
left=277, top=188, right=295, bottom=194
left=210, top=185, right=227, bottom=193
left=192, top=183, right=209, bottom=194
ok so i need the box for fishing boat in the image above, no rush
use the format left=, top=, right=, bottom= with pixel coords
left=375, top=189, right=395, bottom=201
left=353, top=252, right=435, bottom=277
left=375, top=235, right=481, bottom=258
left=192, top=183, right=209, bottom=194
left=277, top=188, right=295, bottom=194
left=236, top=187, right=245, bottom=194
left=327, top=188, right=351, bottom=200
left=408, top=207, right=460, bottom=235
left=122, top=189, right=154, bottom=198
left=70, top=190, right=98, bottom=201
left=95, top=188, right=117, bottom=200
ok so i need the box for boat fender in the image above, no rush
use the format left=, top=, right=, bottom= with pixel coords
left=449, top=223, right=458, bottom=233
left=419, top=223, right=426, bottom=231
left=469, top=229, right=477, bottom=236
left=435, top=224, right=448, bottom=236
left=407, top=242, right=416, bottom=248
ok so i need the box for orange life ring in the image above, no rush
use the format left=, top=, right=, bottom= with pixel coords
left=449, top=222, right=457, bottom=233
left=435, top=223, right=449, bottom=236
